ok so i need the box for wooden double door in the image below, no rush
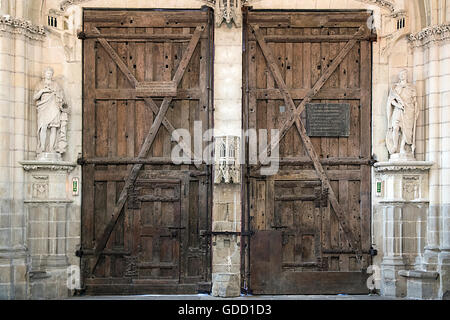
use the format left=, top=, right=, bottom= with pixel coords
left=80, top=9, right=213, bottom=294
left=81, top=8, right=375, bottom=296
left=243, top=10, right=375, bottom=294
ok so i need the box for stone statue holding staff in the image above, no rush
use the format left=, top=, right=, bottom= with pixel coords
left=386, top=69, right=419, bottom=160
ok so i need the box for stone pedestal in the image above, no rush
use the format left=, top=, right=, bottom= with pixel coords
left=20, top=160, right=76, bottom=299
left=374, top=161, right=433, bottom=298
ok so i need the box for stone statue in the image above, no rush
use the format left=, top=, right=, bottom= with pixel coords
left=386, top=69, right=419, bottom=160
left=33, top=67, right=69, bottom=160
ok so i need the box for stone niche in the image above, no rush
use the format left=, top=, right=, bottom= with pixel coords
left=374, top=161, right=433, bottom=298
left=20, top=160, right=76, bottom=299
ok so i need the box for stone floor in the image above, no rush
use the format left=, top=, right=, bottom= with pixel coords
left=69, top=294, right=400, bottom=300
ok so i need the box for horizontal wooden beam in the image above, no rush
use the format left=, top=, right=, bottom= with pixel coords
left=83, top=33, right=194, bottom=40
left=252, top=88, right=361, bottom=100
left=249, top=34, right=376, bottom=42
left=274, top=195, right=318, bottom=201
left=94, top=89, right=201, bottom=100
left=81, top=157, right=174, bottom=165
left=279, top=157, right=373, bottom=166
left=249, top=170, right=362, bottom=181
left=137, top=195, right=180, bottom=202
left=94, top=169, right=207, bottom=181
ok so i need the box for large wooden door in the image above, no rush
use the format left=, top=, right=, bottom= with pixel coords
left=243, top=10, right=375, bottom=294
left=80, top=9, right=213, bottom=295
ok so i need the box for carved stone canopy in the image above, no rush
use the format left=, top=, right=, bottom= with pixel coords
left=214, top=136, right=240, bottom=184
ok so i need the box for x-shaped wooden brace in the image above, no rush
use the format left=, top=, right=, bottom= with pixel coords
left=250, top=24, right=366, bottom=264
left=91, top=24, right=206, bottom=272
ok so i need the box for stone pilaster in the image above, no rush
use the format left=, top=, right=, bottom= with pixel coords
left=0, top=14, right=45, bottom=300
left=211, top=16, right=242, bottom=297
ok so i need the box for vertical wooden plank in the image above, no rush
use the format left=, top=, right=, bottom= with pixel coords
left=330, top=180, right=340, bottom=252
left=265, top=178, right=274, bottom=231
left=255, top=180, right=266, bottom=231
left=320, top=28, right=330, bottom=162
left=249, top=39, right=257, bottom=165
left=321, top=190, right=331, bottom=256
left=94, top=182, right=107, bottom=277
left=145, top=27, right=154, bottom=82
left=360, top=38, right=372, bottom=260
left=180, top=178, right=190, bottom=281
left=292, top=27, right=303, bottom=157
left=294, top=200, right=303, bottom=264
left=82, top=33, right=96, bottom=255
left=152, top=28, right=164, bottom=158
left=82, top=165, right=95, bottom=249
left=199, top=36, right=208, bottom=165
left=181, top=27, right=191, bottom=171
left=152, top=187, right=162, bottom=278
left=309, top=27, right=322, bottom=156
left=284, top=36, right=294, bottom=158
left=266, top=27, right=275, bottom=152
left=339, top=179, right=349, bottom=272
left=163, top=28, right=173, bottom=162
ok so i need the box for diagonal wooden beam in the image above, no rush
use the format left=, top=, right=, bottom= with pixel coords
left=94, top=27, right=203, bottom=167
left=91, top=25, right=206, bottom=271
left=143, top=97, right=202, bottom=165
left=251, top=24, right=365, bottom=159
left=94, top=27, right=139, bottom=88
left=251, top=24, right=365, bottom=261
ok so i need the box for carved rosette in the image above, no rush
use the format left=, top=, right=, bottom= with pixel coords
left=214, top=136, right=240, bottom=184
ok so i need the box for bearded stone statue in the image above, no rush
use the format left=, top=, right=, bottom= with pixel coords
left=386, top=69, right=419, bottom=160
left=33, top=67, right=69, bottom=160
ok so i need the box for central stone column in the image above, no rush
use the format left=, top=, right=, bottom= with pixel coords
left=211, top=15, right=243, bottom=297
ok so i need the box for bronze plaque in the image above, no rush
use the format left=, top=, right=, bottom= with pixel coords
left=306, top=103, right=350, bottom=137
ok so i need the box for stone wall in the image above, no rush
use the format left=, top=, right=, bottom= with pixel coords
left=409, top=24, right=450, bottom=299
left=0, top=13, right=45, bottom=299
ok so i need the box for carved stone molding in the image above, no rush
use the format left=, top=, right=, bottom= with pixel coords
left=409, top=24, right=450, bottom=47
left=0, top=15, right=46, bottom=40
left=356, top=0, right=395, bottom=12
left=20, top=160, right=77, bottom=172
left=374, top=161, right=434, bottom=173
